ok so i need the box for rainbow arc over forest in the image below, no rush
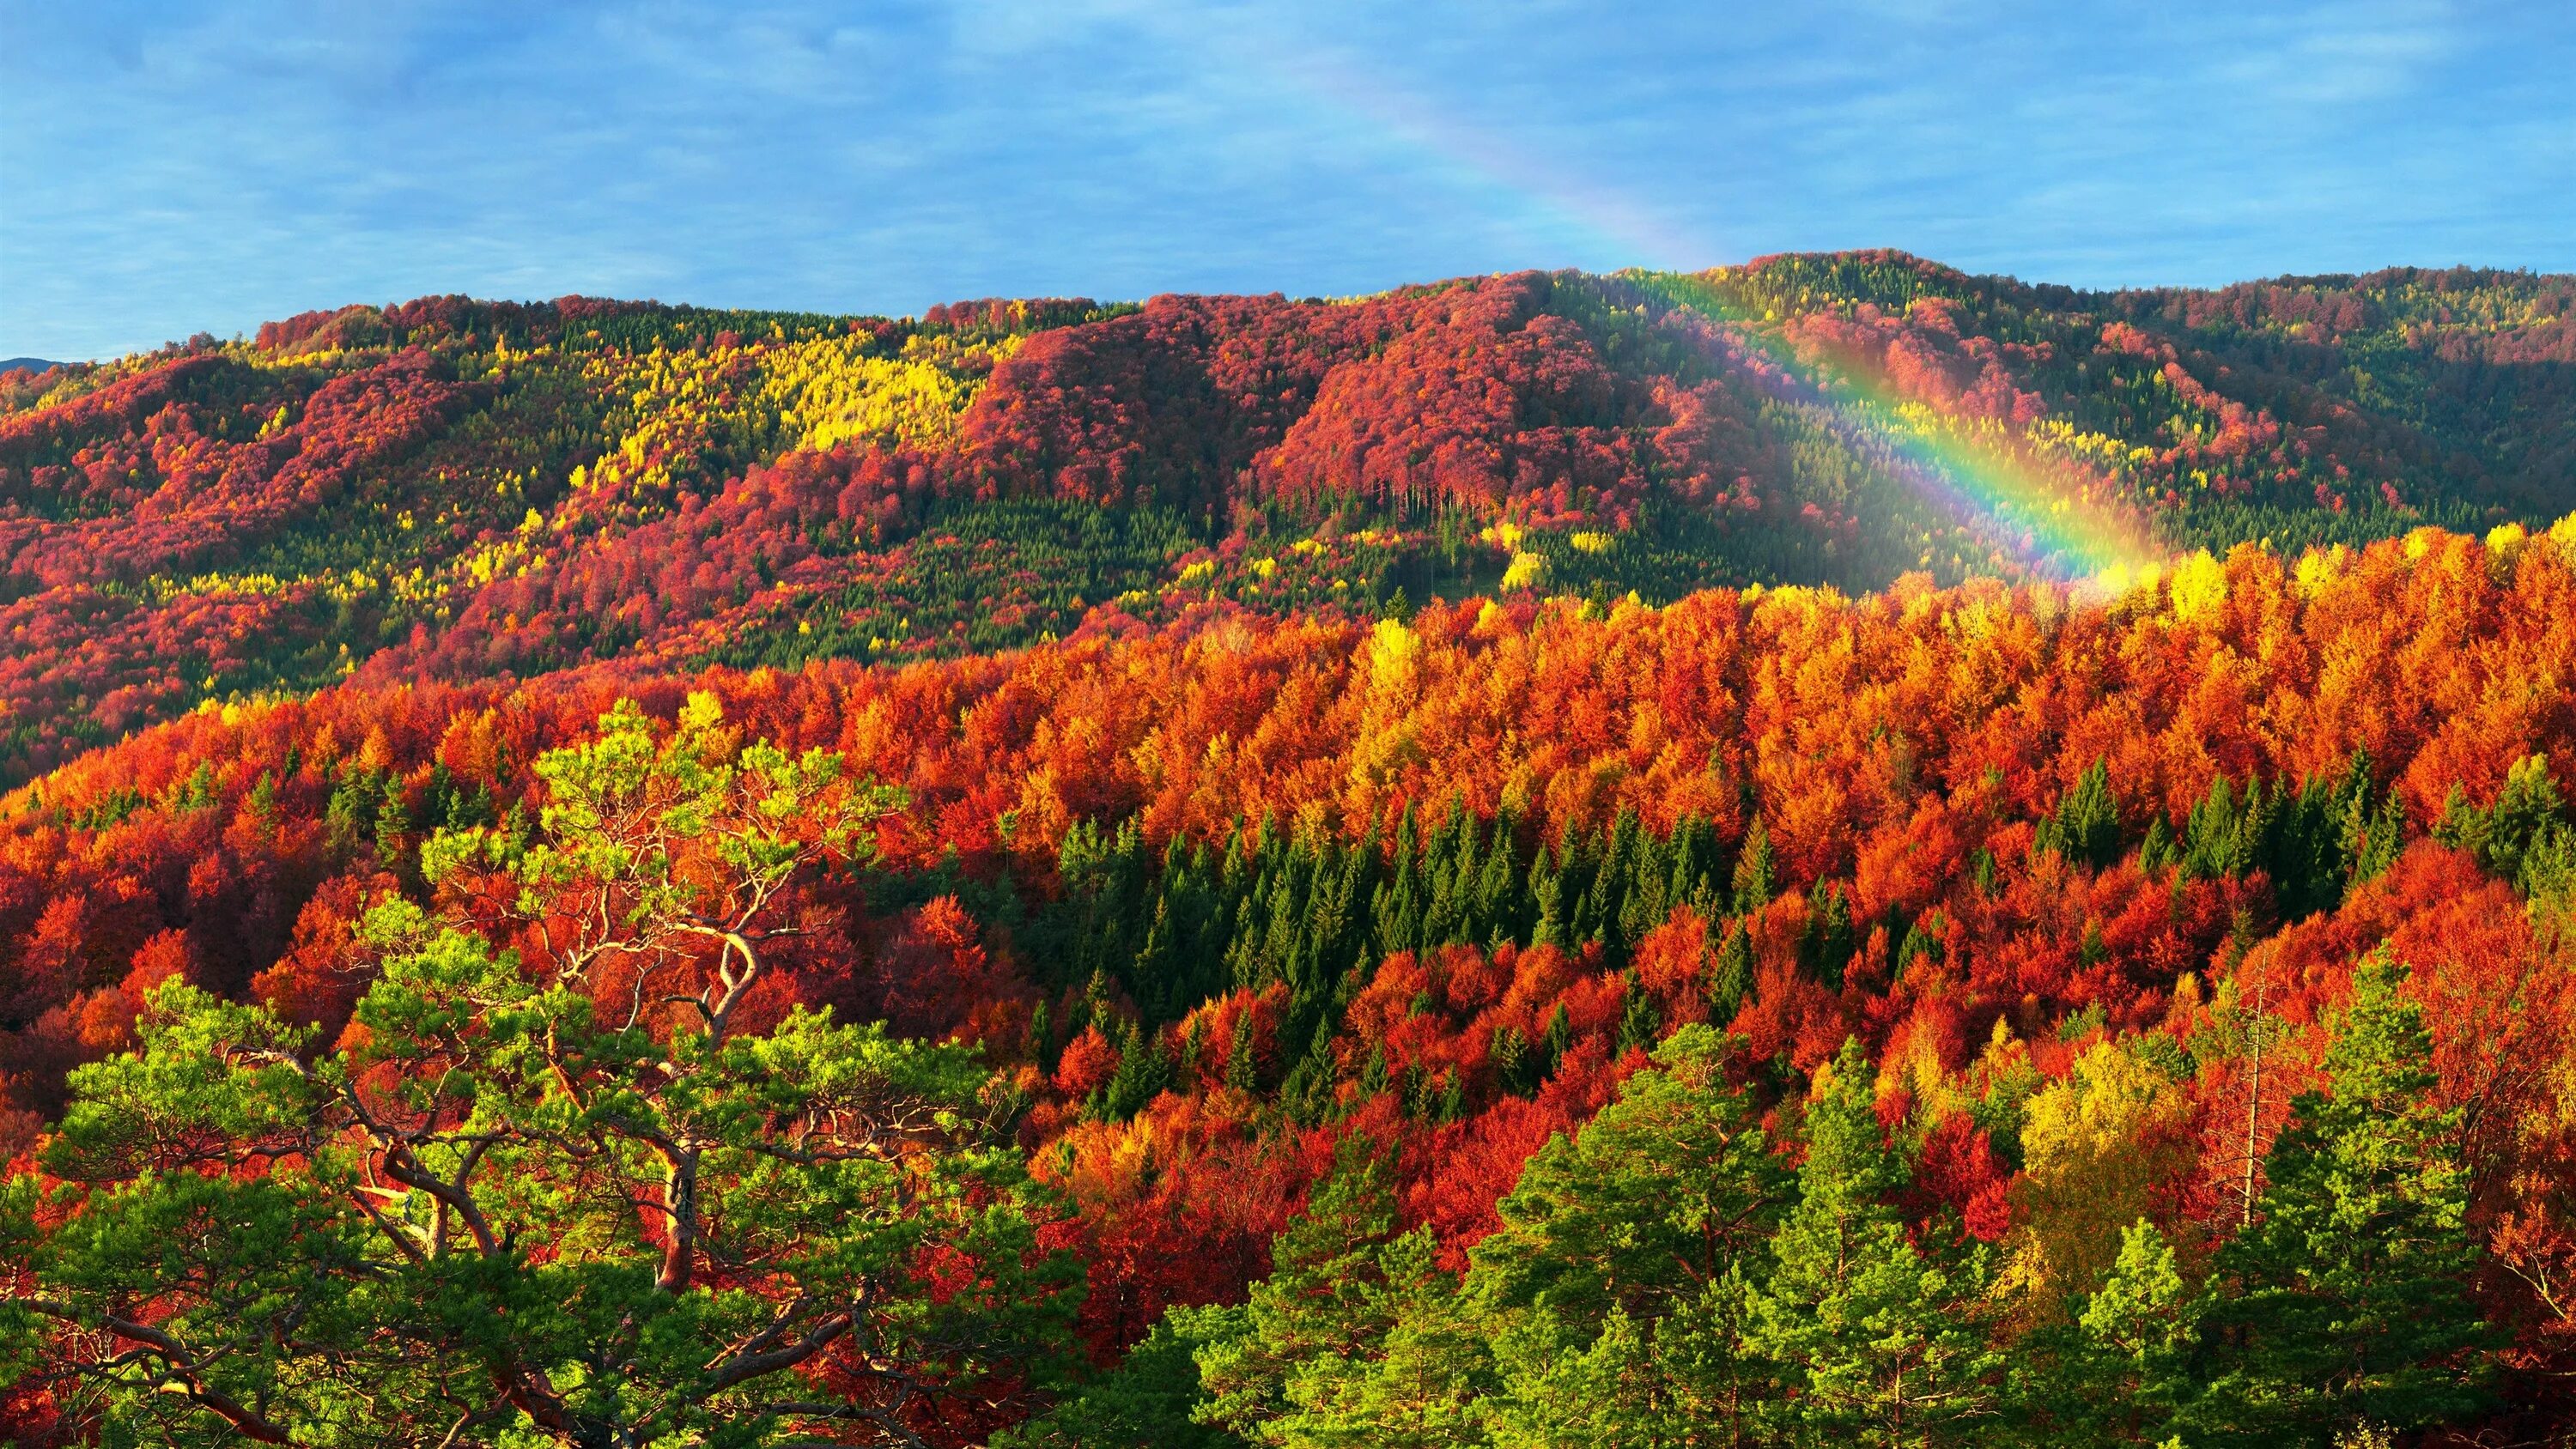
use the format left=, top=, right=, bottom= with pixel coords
left=1261, top=51, right=2174, bottom=587
left=1662, top=282, right=2170, bottom=587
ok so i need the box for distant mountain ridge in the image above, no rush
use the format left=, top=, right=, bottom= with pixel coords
left=0, top=357, right=64, bottom=374
left=0, top=251, right=2569, bottom=785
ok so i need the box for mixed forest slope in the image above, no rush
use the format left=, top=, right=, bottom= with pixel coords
left=2, top=253, right=2570, bottom=785
left=3, top=254, right=2576, bottom=1445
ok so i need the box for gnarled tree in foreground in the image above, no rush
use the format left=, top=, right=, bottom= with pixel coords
left=3, top=694, right=1080, bottom=1447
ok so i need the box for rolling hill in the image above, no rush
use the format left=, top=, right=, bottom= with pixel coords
left=3, top=252, right=2568, bottom=786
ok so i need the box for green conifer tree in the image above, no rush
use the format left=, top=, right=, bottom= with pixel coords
left=1225, top=1014, right=1263, bottom=1094
left=1491, top=1023, right=1537, bottom=1097
left=1473, top=810, right=1522, bottom=943
left=999, top=1312, right=1246, bottom=1449
left=1102, top=1016, right=1172, bottom=1119
left=2045, top=759, right=2123, bottom=870
left=1540, top=1004, right=1576, bottom=1079
left=1471, top=1027, right=1789, bottom=1325
left=1280, top=1019, right=1342, bottom=1126
left=1191, top=1139, right=1487, bottom=1445
left=1733, top=817, right=1776, bottom=916
left=1747, top=1039, right=2002, bottom=1446
left=1530, top=847, right=1571, bottom=950
left=2053, top=1220, right=2200, bottom=1445
left=2178, top=952, right=2497, bottom=1444
left=1710, top=920, right=1754, bottom=1024
left=1616, top=975, right=1662, bottom=1056
left=1801, top=881, right=1856, bottom=991
left=374, top=784, right=413, bottom=870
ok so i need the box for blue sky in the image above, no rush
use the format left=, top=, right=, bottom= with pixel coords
left=3, top=0, right=2571, bottom=361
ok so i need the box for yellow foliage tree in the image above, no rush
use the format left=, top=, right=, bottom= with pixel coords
left=2006, top=1038, right=2195, bottom=1316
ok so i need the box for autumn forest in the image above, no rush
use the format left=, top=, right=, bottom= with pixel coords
left=3, top=252, right=2575, bottom=1446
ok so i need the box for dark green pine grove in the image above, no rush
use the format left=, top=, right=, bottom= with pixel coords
left=972, top=750, right=2412, bottom=1109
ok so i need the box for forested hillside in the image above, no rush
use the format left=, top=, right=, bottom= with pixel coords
left=3, top=254, right=2569, bottom=786
left=3, top=256, right=2575, bottom=1446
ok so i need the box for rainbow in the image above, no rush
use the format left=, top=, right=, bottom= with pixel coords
left=1240, top=43, right=2172, bottom=588
left=1273, top=48, right=1716, bottom=271
left=1658, top=279, right=2170, bottom=585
